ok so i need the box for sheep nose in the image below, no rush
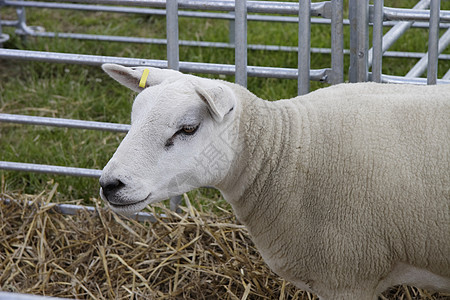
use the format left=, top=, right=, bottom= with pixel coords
left=100, top=178, right=125, bottom=202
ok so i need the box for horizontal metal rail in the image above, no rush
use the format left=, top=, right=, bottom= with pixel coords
left=8, top=0, right=450, bottom=22
left=1, top=198, right=161, bottom=223
left=0, top=291, right=69, bottom=300
left=5, top=0, right=329, bottom=21
left=0, top=114, right=126, bottom=177
left=27, top=0, right=331, bottom=17
left=0, top=161, right=102, bottom=177
left=0, top=114, right=129, bottom=178
left=0, top=48, right=330, bottom=81
left=0, top=48, right=448, bottom=78
left=0, top=113, right=130, bottom=132
left=4, top=24, right=450, bottom=60
left=372, top=73, right=450, bottom=84
left=381, top=6, right=450, bottom=22
left=2, top=8, right=449, bottom=29
left=0, top=114, right=128, bottom=177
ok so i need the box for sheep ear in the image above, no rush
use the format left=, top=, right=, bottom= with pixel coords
left=101, top=64, right=182, bottom=92
left=195, top=83, right=236, bottom=122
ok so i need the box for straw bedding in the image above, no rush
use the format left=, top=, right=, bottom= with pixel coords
left=0, top=186, right=448, bottom=299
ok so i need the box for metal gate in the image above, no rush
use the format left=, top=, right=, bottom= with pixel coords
left=0, top=0, right=449, bottom=206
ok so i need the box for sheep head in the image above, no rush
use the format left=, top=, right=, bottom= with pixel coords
left=99, top=64, right=239, bottom=215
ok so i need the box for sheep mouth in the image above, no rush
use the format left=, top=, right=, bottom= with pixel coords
left=100, top=189, right=152, bottom=213
left=108, top=198, right=148, bottom=208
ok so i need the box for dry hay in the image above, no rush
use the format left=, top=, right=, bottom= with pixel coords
left=0, top=186, right=449, bottom=300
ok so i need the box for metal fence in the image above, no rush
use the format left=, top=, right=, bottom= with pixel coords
left=0, top=0, right=450, bottom=206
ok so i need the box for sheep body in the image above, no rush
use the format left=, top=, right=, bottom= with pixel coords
left=219, top=82, right=450, bottom=299
left=99, top=65, right=450, bottom=299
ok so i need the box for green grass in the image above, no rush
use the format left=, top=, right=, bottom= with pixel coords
left=1, top=1, right=449, bottom=209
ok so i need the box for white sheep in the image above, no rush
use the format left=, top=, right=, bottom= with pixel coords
left=99, top=64, right=450, bottom=300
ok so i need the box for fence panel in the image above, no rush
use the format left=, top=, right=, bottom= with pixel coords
left=368, top=0, right=450, bottom=84
left=0, top=0, right=449, bottom=204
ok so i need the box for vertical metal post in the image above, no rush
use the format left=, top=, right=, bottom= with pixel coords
left=330, top=0, right=344, bottom=85
left=16, top=7, right=28, bottom=43
left=167, top=0, right=180, bottom=211
left=349, top=0, right=369, bottom=83
left=166, top=0, right=179, bottom=70
left=372, top=0, right=384, bottom=83
left=0, top=11, right=3, bottom=48
left=235, top=0, right=247, bottom=87
left=427, top=0, right=440, bottom=85
left=0, top=0, right=4, bottom=48
left=298, top=0, right=311, bottom=95
left=170, top=195, right=182, bottom=213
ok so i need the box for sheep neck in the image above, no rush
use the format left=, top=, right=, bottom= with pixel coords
left=219, top=91, right=308, bottom=227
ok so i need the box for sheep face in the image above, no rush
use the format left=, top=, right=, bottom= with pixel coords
left=99, top=64, right=238, bottom=215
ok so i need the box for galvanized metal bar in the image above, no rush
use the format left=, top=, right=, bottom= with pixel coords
left=11, top=27, right=294, bottom=52
left=166, top=0, right=179, bottom=70
left=7, top=0, right=450, bottom=23
left=1, top=19, right=20, bottom=27
left=166, top=0, right=181, bottom=211
left=0, top=291, right=68, bottom=300
left=298, top=0, right=310, bottom=95
left=349, top=0, right=369, bottom=82
left=330, top=0, right=344, bottom=85
left=3, top=48, right=449, bottom=81
left=5, top=1, right=233, bottom=19
left=382, top=5, right=450, bottom=22
left=6, top=1, right=450, bottom=28
left=372, top=0, right=383, bottom=83
left=169, top=195, right=183, bottom=213
left=19, top=0, right=330, bottom=16
left=0, top=113, right=130, bottom=132
left=373, top=50, right=450, bottom=60
left=379, top=73, right=450, bottom=84
left=0, top=161, right=102, bottom=177
left=0, top=199, right=161, bottom=223
left=368, top=0, right=430, bottom=67
left=234, top=0, right=247, bottom=87
left=444, top=68, right=450, bottom=80
left=3, top=0, right=336, bottom=19
left=406, top=28, right=450, bottom=78
left=427, top=0, right=440, bottom=85
left=0, top=48, right=168, bottom=67
left=0, top=162, right=193, bottom=215
left=8, top=0, right=445, bottom=22
left=5, top=27, right=450, bottom=60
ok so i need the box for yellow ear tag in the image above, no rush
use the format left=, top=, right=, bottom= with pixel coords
left=139, top=69, right=150, bottom=88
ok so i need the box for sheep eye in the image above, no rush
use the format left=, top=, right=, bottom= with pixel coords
left=166, top=124, right=200, bottom=148
left=180, top=124, right=199, bottom=135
